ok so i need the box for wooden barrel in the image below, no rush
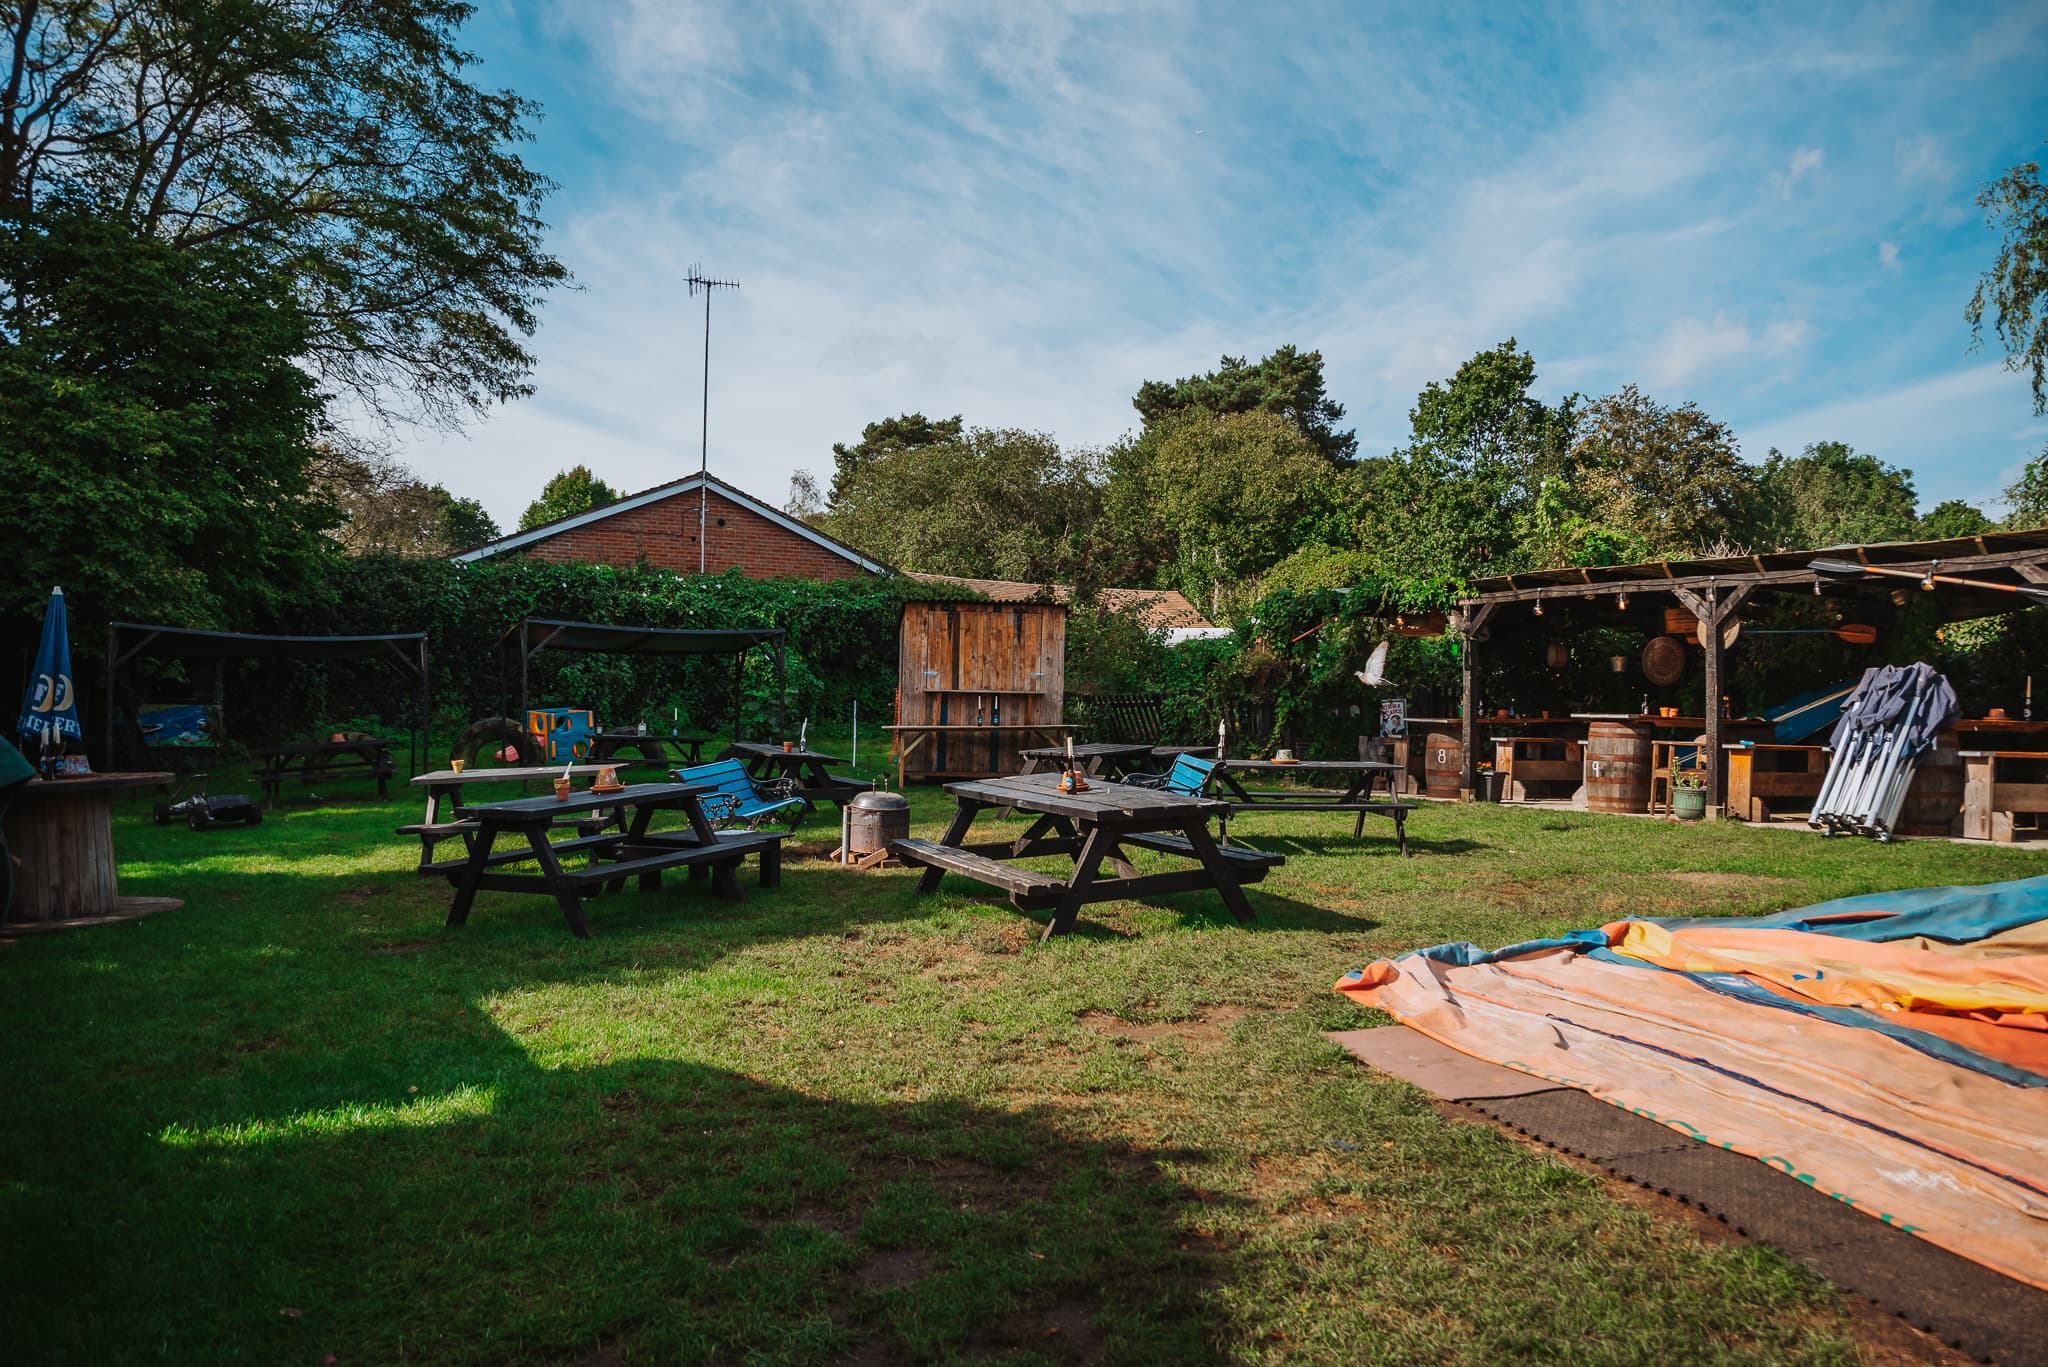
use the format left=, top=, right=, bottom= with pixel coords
left=1898, top=732, right=1964, bottom=837
left=1423, top=731, right=1462, bottom=797
left=1584, top=721, right=1652, bottom=814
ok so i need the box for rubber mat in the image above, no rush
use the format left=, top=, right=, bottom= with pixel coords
left=1470, top=1088, right=2048, bottom=1366
left=1333, top=1025, right=2048, bottom=1363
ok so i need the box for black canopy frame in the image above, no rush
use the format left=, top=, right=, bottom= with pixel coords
left=502, top=618, right=787, bottom=746
left=105, top=623, right=431, bottom=774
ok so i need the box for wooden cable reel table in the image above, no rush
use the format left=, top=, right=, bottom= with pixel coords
left=3, top=772, right=180, bottom=928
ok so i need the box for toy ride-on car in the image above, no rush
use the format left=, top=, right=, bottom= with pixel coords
left=153, top=774, right=263, bottom=831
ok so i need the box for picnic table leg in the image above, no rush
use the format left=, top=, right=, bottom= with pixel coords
left=919, top=800, right=982, bottom=896
left=528, top=829, right=593, bottom=939
left=446, top=823, right=500, bottom=928
left=1179, top=818, right=1257, bottom=924
left=1041, top=825, right=1112, bottom=943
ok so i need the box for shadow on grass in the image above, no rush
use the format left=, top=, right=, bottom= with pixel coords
left=6, top=976, right=1242, bottom=1365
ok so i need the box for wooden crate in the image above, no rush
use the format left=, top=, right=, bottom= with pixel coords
left=898, top=601, right=1066, bottom=778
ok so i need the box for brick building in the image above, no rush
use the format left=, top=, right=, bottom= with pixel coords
left=451, top=472, right=887, bottom=579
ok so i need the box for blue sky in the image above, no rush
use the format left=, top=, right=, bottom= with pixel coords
left=396, top=1, right=2048, bottom=530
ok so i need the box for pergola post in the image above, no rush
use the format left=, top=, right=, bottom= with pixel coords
left=1454, top=604, right=1495, bottom=800
left=1674, top=583, right=1753, bottom=819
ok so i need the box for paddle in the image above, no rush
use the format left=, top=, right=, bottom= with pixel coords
left=1807, top=557, right=2048, bottom=607
left=1743, top=624, right=1880, bottom=644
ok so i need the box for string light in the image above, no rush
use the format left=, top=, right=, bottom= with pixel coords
left=1616, top=593, right=1629, bottom=610
left=1533, top=595, right=1544, bottom=617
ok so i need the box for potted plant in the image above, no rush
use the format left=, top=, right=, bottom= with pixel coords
left=1671, top=769, right=1707, bottom=821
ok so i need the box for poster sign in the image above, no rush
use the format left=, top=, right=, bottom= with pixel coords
left=1380, top=697, right=1408, bottom=738
left=138, top=702, right=219, bottom=747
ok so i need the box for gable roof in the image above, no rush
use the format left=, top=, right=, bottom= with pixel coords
left=905, top=573, right=1214, bottom=631
left=449, top=471, right=892, bottom=574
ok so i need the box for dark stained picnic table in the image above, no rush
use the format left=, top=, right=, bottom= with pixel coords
left=891, top=772, right=1283, bottom=942
left=401, top=763, right=614, bottom=873
left=445, top=781, right=781, bottom=939
left=1210, top=758, right=1415, bottom=854
left=720, top=740, right=864, bottom=808
left=251, top=736, right=395, bottom=808
left=590, top=731, right=712, bottom=766
left=1016, top=742, right=1157, bottom=781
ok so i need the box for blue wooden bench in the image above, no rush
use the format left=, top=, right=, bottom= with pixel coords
left=1124, top=753, right=1217, bottom=797
left=672, top=758, right=808, bottom=829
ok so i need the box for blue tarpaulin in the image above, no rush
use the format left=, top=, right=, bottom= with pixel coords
left=16, top=586, right=81, bottom=747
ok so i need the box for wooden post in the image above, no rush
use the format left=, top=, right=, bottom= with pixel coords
left=1455, top=604, right=1495, bottom=800
left=1674, top=584, right=1753, bottom=819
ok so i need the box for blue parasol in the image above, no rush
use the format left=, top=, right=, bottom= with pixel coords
left=17, top=586, right=82, bottom=748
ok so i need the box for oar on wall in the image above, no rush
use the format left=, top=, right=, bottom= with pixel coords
left=1739, top=623, right=1879, bottom=644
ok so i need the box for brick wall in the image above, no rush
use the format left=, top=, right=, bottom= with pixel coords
left=523, top=489, right=872, bottom=580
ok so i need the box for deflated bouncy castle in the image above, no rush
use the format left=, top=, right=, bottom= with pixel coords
left=1337, top=876, right=2048, bottom=1291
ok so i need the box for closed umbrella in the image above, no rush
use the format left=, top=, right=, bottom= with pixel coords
left=16, top=586, right=82, bottom=759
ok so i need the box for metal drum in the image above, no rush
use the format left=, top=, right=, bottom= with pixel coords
left=1423, top=731, right=1462, bottom=797
left=1585, top=721, right=1652, bottom=814
left=846, top=789, right=911, bottom=857
left=1898, top=733, right=1964, bottom=838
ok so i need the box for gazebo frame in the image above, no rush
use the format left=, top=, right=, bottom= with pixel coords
left=500, top=618, right=787, bottom=745
left=1451, top=529, right=2048, bottom=814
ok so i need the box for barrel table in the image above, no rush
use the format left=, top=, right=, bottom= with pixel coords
left=1423, top=731, right=1463, bottom=797
left=2, top=772, right=180, bottom=929
left=1584, top=721, right=1653, bottom=814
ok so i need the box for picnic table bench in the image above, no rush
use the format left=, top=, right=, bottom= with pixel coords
left=251, top=736, right=395, bottom=808
left=443, top=781, right=781, bottom=938
left=590, top=731, right=712, bottom=766
left=1210, top=759, right=1415, bottom=855
left=721, top=740, right=864, bottom=809
left=892, top=772, right=1278, bottom=941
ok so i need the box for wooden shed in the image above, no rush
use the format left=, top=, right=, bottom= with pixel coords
left=894, top=600, right=1068, bottom=780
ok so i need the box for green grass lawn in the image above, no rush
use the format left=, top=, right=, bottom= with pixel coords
left=4, top=763, right=2037, bottom=1364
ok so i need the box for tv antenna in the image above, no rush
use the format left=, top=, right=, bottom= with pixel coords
left=687, top=264, right=739, bottom=574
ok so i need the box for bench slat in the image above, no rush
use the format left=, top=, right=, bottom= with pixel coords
left=555, top=845, right=747, bottom=886
left=1114, top=831, right=1283, bottom=867
left=421, top=832, right=624, bottom=877
left=892, top=838, right=1067, bottom=902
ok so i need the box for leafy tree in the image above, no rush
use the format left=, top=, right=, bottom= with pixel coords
left=1133, top=345, right=1357, bottom=464
left=1966, top=147, right=2048, bottom=415
left=828, top=412, right=962, bottom=505
left=315, top=447, right=499, bottom=555
left=818, top=427, right=1100, bottom=583
left=1134, top=410, right=1344, bottom=616
left=0, top=201, right=329, bottom=634
left=1749, top=442, right=1919, bottom=549
left=518, top=465, right=617, bottom=532
left=1561, top=384, right=1752, bottom=558
left=2001, top=442, right=2048, bottom=528
left=0, top=0, right=568, bottom=425
left=1353, top=340, right=1576, bottom=587
left=1917, top=498, right=1993, bottom=540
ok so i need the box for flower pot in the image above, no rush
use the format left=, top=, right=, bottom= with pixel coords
left=1479, top=771, right=1505, bottom=803
left=1672, top=787, right=1706, bottom=821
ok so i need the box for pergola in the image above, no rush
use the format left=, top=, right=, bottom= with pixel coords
left=105, top=623, right=431, bottom=771
left=1450, top=528, right=2048, bottom=812
left=501, top=618, right=787, bottom=742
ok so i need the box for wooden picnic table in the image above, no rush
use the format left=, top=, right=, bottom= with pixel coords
left=445, top=781, right=781, bottom=939
left=892, top=772, right=1279, bottom=941
left=1210, top=759, right=1414, bottom=853
left=251, top=736, right=395, bottom=808
left=403, top=764, right=616, bottom=872
left=1017, top=742, right=1156, bottom=780
left=590, top=731, right=711, bottom=766
left=720, top=740, right=864, bottom=808
left=885, top=722, right=1073, bottom=788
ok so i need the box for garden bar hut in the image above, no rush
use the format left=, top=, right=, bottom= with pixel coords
left=1450, top=529, right=2048, bottom=819
left=892, top=598, right=1069, bottom=782
left=501, top=618, right=787, bottom=745
left=104, top=624, right=431, bottom=772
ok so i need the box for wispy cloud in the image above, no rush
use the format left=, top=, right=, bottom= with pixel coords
left=407, top=0, right=2048, bottom=524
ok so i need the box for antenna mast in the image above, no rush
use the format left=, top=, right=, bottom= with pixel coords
left=687, top=264, right=739, bottom=575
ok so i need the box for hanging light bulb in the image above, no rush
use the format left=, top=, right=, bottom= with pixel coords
left=1532, top=596, right=1544, bottom=616
left=1616, top=593, right=1629, bottom=610
left=1891, top=587, right=1910, bottom=607
left=1813, top=578, right=1822, bottom=595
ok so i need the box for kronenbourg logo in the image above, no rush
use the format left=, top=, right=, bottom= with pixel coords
left=30, top=672, right=71, bottom=714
